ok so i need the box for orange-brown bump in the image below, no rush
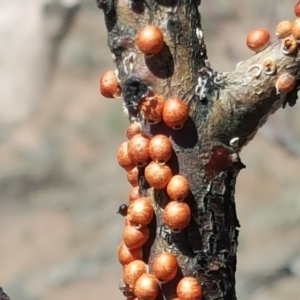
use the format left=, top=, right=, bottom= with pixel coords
left=117, top=241, right=143, bottom=265
left=136, top=25, right=164, bottom=56
left=127, top=197, right=153, bottom=227
left=176, top=277, right=203, bottom=300
left=151, top=252, right=178, bottom=282
left=129, top=186, right=140, bottom=203
left=276, top=73, right=296, bottom=94
left=126, top=122, right=142, bottom=140
left=295, top=1, right=300, bottom=17
left=246, top=28, right=270, bottom=52
left=127, top=167, right=139, bottom=187
left=292, top=18, right=300, bottom=42
left=275, top=20, right=293, bottom=38
left=117, top=141, right=135, bottom=171
left=162, top=97, right=189, bottom=130
left=128, top=133, right=150, bottom=167
left=99, top=70, right=121, bottom=98
left=123, top=225, right=150, bottom=250
left=145, top=162, right=172, bottom=189
left=163, top=201, right=191, bottom=230
left=166, top=175, right=190, bottom=201
left=149, top=135, right=173, bottom=164
left=123, top=260, right=147, bottom=289
left=140, top=93, right=165, bottom=124
left=134, top=273, right=160, bottom=300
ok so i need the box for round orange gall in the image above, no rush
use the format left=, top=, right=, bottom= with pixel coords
left=127, top=167, right=139, bottom=187
left=246, top=28, right=270, bottom=52
left=123, top=260, right=147, bottom=288
left=127, top=197, right=153, bottom=227
left=117, top=141, right=135, bottom=171
left=295, top=1, right=300, bottom=17
left=176, top=277, right=203, bottom=300
left=140, top=93, right=165, bottom=124
left=292, top=18, right=300, bottom=42
left=166, top=175, right=190, bottom=201
left=149, top=134, right=173, bottom=164
left=128, top=133, right=150, bottom=167
left=136, top=25, right=164, bottom=56
left=99, top=70, right=121, bottom=98
left=275, top=20, right=293, bottom=38
left=129, top=186, right=140, bottom=203
left=123, top=225, right=149, bottom=250
left=134, top=273, right=160, bottom=300
left=163, top=201, right=191, bottom=230
left=117, top=241, right=142, bottom=265
left=151, top=252, right=178, bottom=282
left=162, top=97, right=189, bottom=130
left=145, top=162, right=172, bottom=189
left=275, top=73, right=296, bottom=94
left=126, top=122, right=142, bottom=140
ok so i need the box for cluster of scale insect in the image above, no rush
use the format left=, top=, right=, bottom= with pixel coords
left=113, top=105, right=197, bottom=299
left=240, top=14, right=300, bottom=107
left=99, top=8, right=205, bottom=298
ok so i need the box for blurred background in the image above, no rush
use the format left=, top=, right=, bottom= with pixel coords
left=0, top=0, right=300, bottom=299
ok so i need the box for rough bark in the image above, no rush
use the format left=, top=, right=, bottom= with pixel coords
left=97, top=1, right=299, bottom=299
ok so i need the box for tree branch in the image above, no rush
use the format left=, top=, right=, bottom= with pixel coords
left=215, top=39, right=299, bottom=149
left=97, top=1, right=299, bottom=299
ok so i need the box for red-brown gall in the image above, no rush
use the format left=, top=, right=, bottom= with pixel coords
left=99, top=70, right=121, bottom=98
left=163, top=201, right=191, bottom=230
left=246, top=28, right=270, bottom=52
left=136, top=25, right=164, bottom=56
left=128, top=133, right=150, bottom=167
left=149, top=134, right=173, bottom=164
left=145, top=162, right=172, bottom=189
left=162, top=97, right=189, bottom=130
